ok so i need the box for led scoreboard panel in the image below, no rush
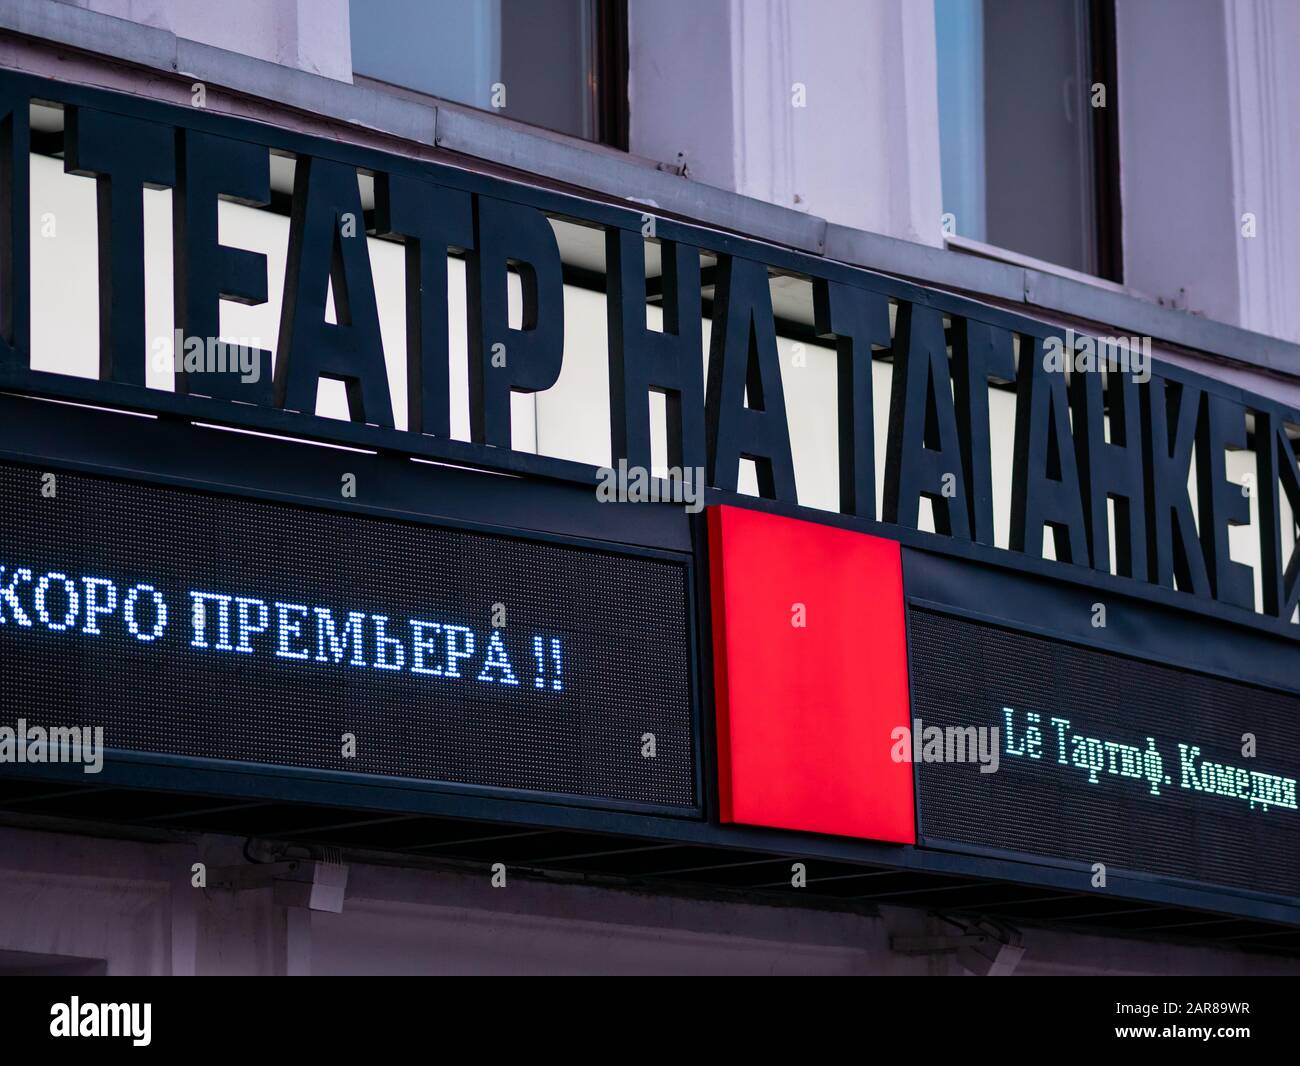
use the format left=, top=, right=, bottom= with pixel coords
left=910, top=606, right=1300, bottom=899
left=0, top=460, right=697, bottom=811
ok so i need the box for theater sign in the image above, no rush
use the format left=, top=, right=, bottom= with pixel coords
left=0, top=71, right=1296, bottom=930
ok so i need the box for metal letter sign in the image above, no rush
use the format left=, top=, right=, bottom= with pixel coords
left=0, top=71, right=1294, bottom=636
left=0, top=71, right=1298, bottom=930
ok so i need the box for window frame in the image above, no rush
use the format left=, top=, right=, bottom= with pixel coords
left=1088, top=0, right=1123, bottom=284
left=939, top=0, right=1125, bottom=287
left=350, top=0, right=630, bottom=151
left=594, top=0, right=630, bottom=151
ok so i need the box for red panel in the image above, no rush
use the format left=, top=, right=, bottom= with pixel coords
left=708, top=504, right=915, bottom=843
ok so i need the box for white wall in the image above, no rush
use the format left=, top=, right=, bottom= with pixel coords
left=629, top=0, right=944, bottom=245
left=1223, top=0, right=1300, bottom=345
left=1116, top=0, right=1240, bottom=322
left=1114, top=0, right=1300, bottom=345
left=3, top=824, right=1296, bottom=975
left=60, top=0, right=354, bottom=81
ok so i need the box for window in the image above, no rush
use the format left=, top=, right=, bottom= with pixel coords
left=935, top=0, right=1121, bottom=280
left=349, top=0, right=628, bottom=148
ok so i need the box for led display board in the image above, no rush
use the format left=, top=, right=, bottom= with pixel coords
left=0, top=460, right=697, bottom=811
left=910, top=606, right=1300, bottom=898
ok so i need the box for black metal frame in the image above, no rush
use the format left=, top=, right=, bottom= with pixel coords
left=2, top=391, right=1296, bottom=931
left=594, top=0, right=630, bottom=151
left=0, top=71, right=1292, bottom=639
left=0, top=390, right=707, bottom=821
left=0, top=71, right=1296, bottom=935
left=903, top=546, right=1300, bottom=897
left=1088, top=0, right=1124, bottom=284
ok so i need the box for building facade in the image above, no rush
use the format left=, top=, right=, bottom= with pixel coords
left=0, top=0, right=1297, bottom=975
